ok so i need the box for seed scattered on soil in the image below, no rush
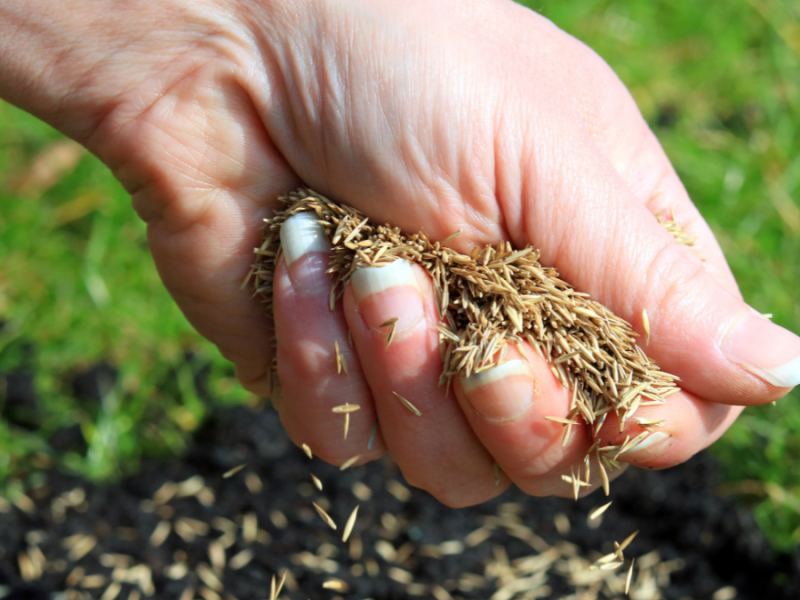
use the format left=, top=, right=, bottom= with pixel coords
left=229, top=549, right=254, bottom=570
left=393, top=392, right=422, bottom=416
left=322, top=579, right=348, bottom=592
left=222, top=464, right=246, bottom=479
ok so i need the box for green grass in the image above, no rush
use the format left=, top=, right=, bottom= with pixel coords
left=0, top=107, right=251, bottom=482
left=1, top=0, right=799, bottom=550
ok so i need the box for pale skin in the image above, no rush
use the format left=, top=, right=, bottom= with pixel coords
left=2, top=0, right=799, bottom=506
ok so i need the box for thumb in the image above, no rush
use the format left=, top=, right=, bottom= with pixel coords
left=515, top=113, right=800, bottom=406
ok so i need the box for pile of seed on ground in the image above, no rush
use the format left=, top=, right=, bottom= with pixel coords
left=251, top=189, right=681, bottom=491
left=5, top=404, right=792, bottom=600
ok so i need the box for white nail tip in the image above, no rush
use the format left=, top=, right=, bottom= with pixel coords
left=744, top=356, right=800, bottom=388
left=280, top=212, right=330, bottom=266
left=460, top=360, right=530, bottom=393
left=626, top=431, right=671, bottom=455
left=350, top=259, right=418, bottom=301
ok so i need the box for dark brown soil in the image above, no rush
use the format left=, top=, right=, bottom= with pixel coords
left=1, top=404, right=799, bottom=600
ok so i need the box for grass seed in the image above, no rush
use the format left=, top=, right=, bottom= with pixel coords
left=393, top=392, right=422, bottom=416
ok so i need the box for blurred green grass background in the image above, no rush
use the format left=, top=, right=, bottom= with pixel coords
left=1, top=0, right=799, bottom=549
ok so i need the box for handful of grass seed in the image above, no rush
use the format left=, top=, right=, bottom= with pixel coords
left=252, top=188, right=681, bottom=492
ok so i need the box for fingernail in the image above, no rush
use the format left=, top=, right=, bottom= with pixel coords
left=460, top=360, right=535, bottom=423
left=619, top=431, right=673, bottom=463
left=722, top=312, right=800, bottom=388
left=280, top=212, right=331, bottom=296
left=350, top=259, right=424, bottom=339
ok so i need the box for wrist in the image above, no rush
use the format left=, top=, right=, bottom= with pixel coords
left=0, top=0, right=257, bottom=149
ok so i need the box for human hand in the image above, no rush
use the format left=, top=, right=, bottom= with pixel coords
left=3, top=0, right=798, bottom=505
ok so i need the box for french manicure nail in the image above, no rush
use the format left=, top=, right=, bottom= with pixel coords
left=460, top=360, right=535, bottom=423
left=280, top=212, right=331, bottom=295
left=722, top=312, right=800, bottom=388
left=350, top=259, right=424, bottom=338
left=619, top=431, right=673, bottom=463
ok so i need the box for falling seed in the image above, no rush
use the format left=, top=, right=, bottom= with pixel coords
left=393, top=392, right=422, bottom=416
left=625, top=558, right=635, bottom=594
left=223, top=464, right=246, bottom=479
left=342, top=505, right=359, bottom=542
left=619, top=530, right=639, bottom=552
left=344, top=412, right=350, bottom=439
left=311, top=474, right=323, bottom=491
left=312, top=502, right=338, bottom=530
left=642, top=309, right=650, bottom=344
left=493, top=462, right=501, bottom=487
left=589, top=502, right=612, bottom=520
left=340, top=454, right=361, bottom=471
left=301, top=443, right=313, bottom=459
left=332, top=403, right=362, bottom=414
